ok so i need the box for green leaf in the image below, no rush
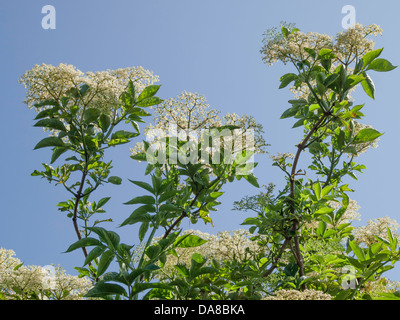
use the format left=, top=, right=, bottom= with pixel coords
left=159, top=203, right=181, bottom=212
left=84, top=246, right=105, bottom=266
left=131, top=152, right=147, bottom=161
left=34, top=99, right=60, bottom=108
left=34, top=106, right=61, bottom=120
left=51, top=147, right=68, bottom=164
left=349, top=240, right=365, bottom=261
left=284, top=262, right=299, bottom=277
left=244, top=174, right=260, bottom=188
left=87, top=227, right=120, bottom=249
left=128, top=179, right=154, bottom=194
left=108, top=176, right=122, bottom=185
left=111, top=130, right=139, bottom=140
left=84, top=108, right=101, bottom=123
left=124, top=195, right=155, bottom=205
left=324, top=73, right=340, bottom=88
left=318, top=48, right=335, bottom=59
left=174, top=264, right=190, bottom=277
left=279, top=73, right=298, bottom=89
left=65, top=237, right=103, bottom=253
left=34, top=137, right=65, bottom=150
left=158, top=190, right=177, bottom=203
left=85, top=282, right=127, bottom=298
left=317, top=221, right=327, bottom=237
left=136, top=96, right=163, bottom=107
left=34, top=119, right=67, bottom=132
left=137, top=85, right=161, bottom=101
left=128, top=80, right=136, bottom=98
left=176, top=235, right=208, bottom=248
left=292, top=118, right=304, bottom=128
left=119, top=205, right=155, bottom=227
left=361, top=72, right=375, bottom=99
left=353, top=128, right=383, bottom=144
left=321, top=185, right=334, bottom=198
left=139, top=222, right=149, bottom=242
left=99, top=114, right=111, bottom=132
left=344, top=74, right=366, bottom=90
left=366, top=58, right=397, bottom=72
left=280, top=107, right=299, bottom=119
left=97, top=197, right=111, bottom=208
left=313, top=182, right=321, bottom=200
left=361, top=48, right=383, bottom=67
left=97, top=250, right=115, bottom=277
left=281, top=26, right=289, bottom=38
left=304, top=47, right=316, bottom=59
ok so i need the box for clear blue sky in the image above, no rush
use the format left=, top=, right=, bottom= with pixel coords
left=1, top=0, right=400, bottom=281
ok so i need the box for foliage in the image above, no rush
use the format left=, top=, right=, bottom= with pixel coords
left=10, top=23, right=400, bottom=301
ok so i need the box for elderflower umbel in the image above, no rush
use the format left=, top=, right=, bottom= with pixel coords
left=352, top=216, right=400, bottom=246
left=130, top=91, right=268, bottom=164
left=261, top=23, right=383, bottom=101
left=0, top=248, right=92, bottom=300
left=19, top=63, right=159, bottom=126
left=151, top=229, right=268, bottom=280
left=263, top=289, right=332, bottom=300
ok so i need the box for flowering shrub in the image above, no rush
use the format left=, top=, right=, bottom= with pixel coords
left=6, top=22, right=400, bottom=301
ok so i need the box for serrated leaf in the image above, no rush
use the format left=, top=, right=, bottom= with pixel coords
left=136, top=96, right=163, bottom=107
left=84, top=108, right=101, bottom=123
left=292, top=118, right=305, bottom=128
left=97, top=197, right=111, bottom=208
left=366, top=58, right=397, bottom=72
left=108, top=176, right=122, bottom=185
left=119, top=205, right=155, bottom=227
left=124, top=195, right=155, bottom=205
left=34, top=137, right=65, bottom=150
left=51, top=146, right=68, bottom=164
left=65, top=237, right=102, bottom=253
left=349, top=240, right=365, bottom=261
left=128, top=179, right=154, bottom=194
left=137, top=85, right=161, bottom=101
left=34, top=118, right=67, bottom=132
left=280, top=107, right=298, bottom=119
left=34, top=99, right=60, bottom=108
left=139, top=222, right=149, bottom=242
left=99, top=114, right=111, bottom=132
left=361, top=48, right=383, bottom=66
left=84, top=246, right=105, bottom=266
left=97, top=250, right=115, bottom=277
left=111, top=130, right=139, bottom=140
left=279, top=73, right=298, bottom=89
left=176, top=234, right=208, bottom=248
left=85, top=282, right=127, bottom=298
left=86, top=227, right=120, bottom=249
left=353, top=128, right=383, bottom=144
left=361, top=72, right=375, bottom=99
left=244, top=174, right=259, bottom=188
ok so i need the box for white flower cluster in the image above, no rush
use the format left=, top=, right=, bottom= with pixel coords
left=329, top=199, right=362, bottom=224
left=130, top=91, right=268, bottom=167
left=261, top=23, right=382, bottom=104
left=152, top=229, right=268, bottom=279
left=263, top=288, right=332, bottom=300
left=270, top=152, right=294, bottom=162
left=352, top=216, right=400, bottom=246
left=19, top=63, right=159, bottom=115
left=261, top=23, right=382, bottom=67
left=0, top=248, right=92, bottom=300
